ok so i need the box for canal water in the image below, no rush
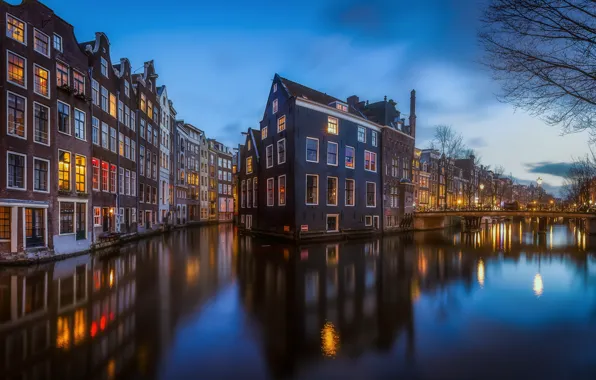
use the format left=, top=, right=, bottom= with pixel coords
left=1, top=220, right=596, bottom=380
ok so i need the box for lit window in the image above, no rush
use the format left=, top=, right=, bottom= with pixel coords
left=358, top=126, right=366, bottom=142
left=101, top=161, right=109, bottom=192
left=6, top=14, right=25, bottom=44
left=327, top=142, right=338, bottom=166
left=56, top=61, right=69, bottom=87
left=336, top=103, right=348, bottom=112
left=327, top=177, right=338, bottom=206
left=306, top=137, right=319, bottom=163
left=327, top=117, right=338, bottom=134
left=53, top=34, right=63, bottom=52
left=7, top=92, right=26, bottom=138
left=277, top=139, right=286, bottom=164
left=7, top=51, right=26, bottom=87
left=306, top=174, right=318, bottom=205
left=279, top=175, right=286, bottom=206
left=58, top=150, right=71, bottom=191
left=345, top=146, right=355, bottom=169
left=75, top=155, right=86, bottom=193
left=92, top=158, right=100, bottom=191
left=246, top=157, right=253, bottom=174
left=140, top=93, right=146, bottom=113
left=93, top=207, right=101, bottom=226
left=73, top=71, right=85, bottom=94
left=261, top=126, right=268, bottom=139
left=148, top=100, right=153, bottom=119
left=33, top=29, right=50, bottom=56
left=277, top=115, right=286, bottom=132
left=110, top=165, right=116, bottom=193
left=109, top=93, right=117, bottom=118
left=101, top=57, right=108, bottom=77
left=272, top=99, right=278, bottom=114
left=365, top=150, right=377, bottom=172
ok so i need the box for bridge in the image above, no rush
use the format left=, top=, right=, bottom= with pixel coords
left=413, top=210, right=596, bottom=233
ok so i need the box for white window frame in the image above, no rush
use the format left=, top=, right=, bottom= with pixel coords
left=58, top=201, right=76, bottom=235
left=306, top=137, right=319, bottom=163
left=278, top=175, right=286, bottom=206
left=326, top=214, right=339, bottom=232
left=101, top=57, right=109, bottom=78
left=345, top=179, right=355, bottom=207
left=366, top=181, right=377, bottom=208
left=345, top=145, right=355, bottom=169
left=74, top=108, right=86, bottom=141
left=267, top=178, right=274, bottom=207
left=57, top=100, right=71, bottom=136
left=266, top=144, right=273, bottom=168
left=273, top=83, right=277, bottom=93
left=7, top=91, right=27, bottom=140
left=327, top=116, right=338, bottom=135
left=372, top=131, right=378, bottom=147
left=33, top=157, right=50, bottom=193
left=358, top=126, right=366, bottom=143
left=33, top=64, right=50, bottom=99
left=6, top=14, right=27, bottom=46
left=365, top=150, right=377, bottom=172
left=92, top=117, right=99, bottom=146
left=277, top=138, right=286, bottom=165
left=261, top=126, right=268, bottom=139
left=327, top=141, right=338, bottom=166
left=33, top=29, right=50, bottom=57
left=7, top=50, right=27, bottom=89
left=305, top=174, right=319, bottom=206
left=327, top=176, right=338, bottom=206
left=272, top=99, right=278, bottom=114
left=93, top=207, right=101, bottom=226
left=53, top=33, right=63, bottom=52
left=7, top=151, right=27, bottom=191
left=277, top=115, right=286, bottom=133
left=33, top=101, right=50, bottom=146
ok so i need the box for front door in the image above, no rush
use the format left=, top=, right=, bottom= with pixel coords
left=25, top=208, right=44, bottom=248
left=373, top=216, right=379, bottom=230
left=76, top=203, right=86, bottom=240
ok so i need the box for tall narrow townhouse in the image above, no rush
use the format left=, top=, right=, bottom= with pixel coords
left=208, top=142, right=218, bottom=221
left=238, top=129, right=261, bottom=230
left=168, top=100, right=177, bottom=220
left=210, top=140, right=234, bottom=222
left=132, top=61, right=160, bottom=231
left=198, top=130, right=209, bottom=221
left=0, top=1, right=92, bottom=254
left=174, top=121, right=189, bottom=224
left=83, top=33, right=119, bottom=238
left=157, top=85, right=171, bottom=225
left=111, top=58, right=139, bottom=233
left=185, top=123, right=202, bottom=222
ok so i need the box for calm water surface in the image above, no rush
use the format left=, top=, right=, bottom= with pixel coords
left=2, top=221, right=596, bottom=380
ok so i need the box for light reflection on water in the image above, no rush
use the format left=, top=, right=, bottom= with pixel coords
left=1, top=221, right=596, bottom=380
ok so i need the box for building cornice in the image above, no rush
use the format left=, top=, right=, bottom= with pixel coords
left=295, top=98, right=414, bottom=140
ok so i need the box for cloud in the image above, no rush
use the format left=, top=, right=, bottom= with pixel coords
left=467, top=137, right=488, bottom=148
left=524, top=162, right=573, bottom=178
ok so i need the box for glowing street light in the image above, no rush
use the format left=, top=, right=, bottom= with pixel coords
left=537, top=177, right=543, bottom=186
left=479, top=184, right=485, bottom=190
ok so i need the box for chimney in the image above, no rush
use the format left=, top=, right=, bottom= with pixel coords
left=347, top=95, right=359, bottom=108
left=409, top=89, right=416, bottom=139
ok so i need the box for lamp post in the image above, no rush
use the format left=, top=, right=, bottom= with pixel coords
left=479, top=183, right=485, bottom=209
left=537, top=177, right=543, bottom=209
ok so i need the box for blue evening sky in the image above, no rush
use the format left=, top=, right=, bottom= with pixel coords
left=36, top=0, right=590, bottom=190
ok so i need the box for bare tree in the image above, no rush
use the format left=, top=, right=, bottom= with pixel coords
left=430, top=126, right=465, bottom=209
left=479, top=0, right=596, bottom=136
left=563, top=156, right=595, bottom=204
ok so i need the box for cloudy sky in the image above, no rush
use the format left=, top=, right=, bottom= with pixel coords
left=39, top=0, right=590, bottom=192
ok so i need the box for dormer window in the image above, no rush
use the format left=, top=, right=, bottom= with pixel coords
left=330, top=101, right=348, bottom=112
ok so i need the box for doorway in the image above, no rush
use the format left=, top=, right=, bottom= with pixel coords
left=25, top=208, right=45, bottom=247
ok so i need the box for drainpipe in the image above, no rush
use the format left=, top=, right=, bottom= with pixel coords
left=135, top=108, right=140, bottom=231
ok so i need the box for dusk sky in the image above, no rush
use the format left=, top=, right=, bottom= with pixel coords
left=38, top=0, right=590, bottom=192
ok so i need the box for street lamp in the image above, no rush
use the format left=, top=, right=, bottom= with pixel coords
left=536, top=177, right=543, bottom=208
left=479, top=183, right=485, bottom=208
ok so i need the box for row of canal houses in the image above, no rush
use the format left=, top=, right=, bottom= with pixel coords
left=0, top=0, right=233, bottom=257
left=237, top=75, right=417, bottom=239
